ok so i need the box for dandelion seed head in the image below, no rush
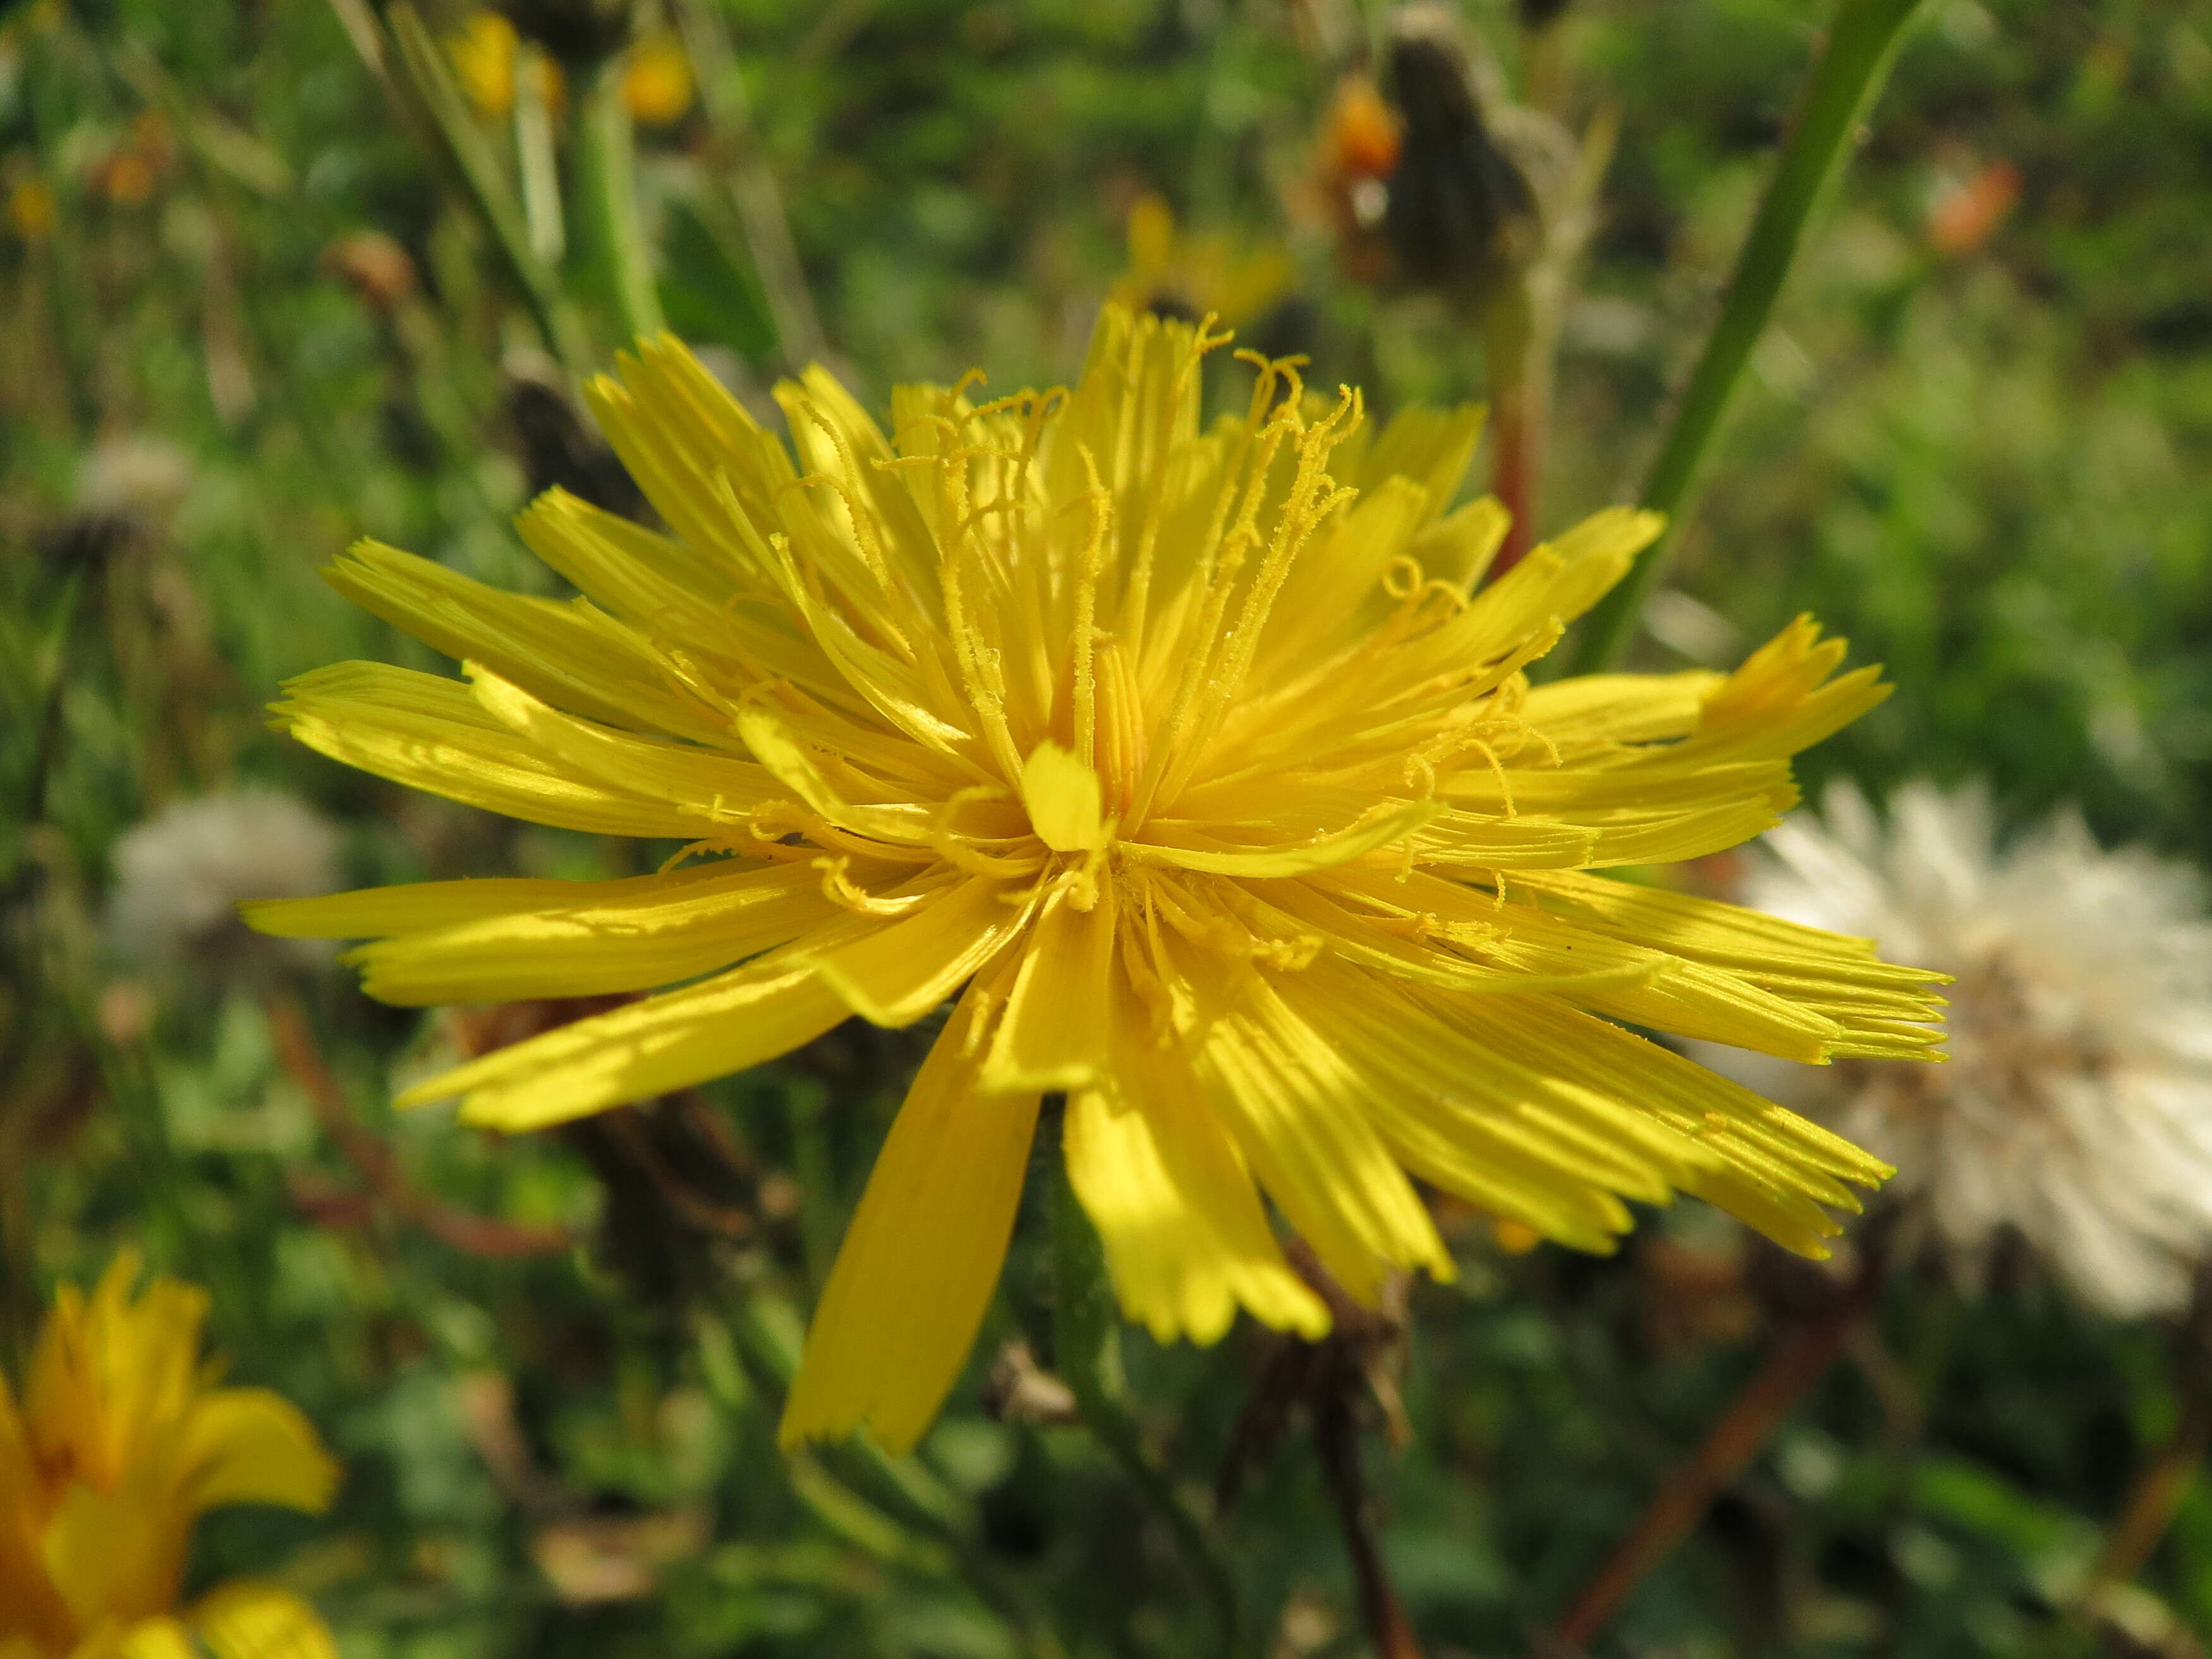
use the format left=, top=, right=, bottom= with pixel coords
left=108, top=789, right=342, bottom=977
left=1732, top=782, right=2212, bottom=1317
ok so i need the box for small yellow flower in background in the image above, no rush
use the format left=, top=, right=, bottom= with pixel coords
left=621, top=32, right=693, bottom=127
left=1110, top=193, right=1294, bottom=327
left=96, top=112, right=175, bottom=211
left=248, top=303, right=1942, bottom=1454
left=8, top=179, right=54, bottom=243
left=0, top=1256, right=340, bottom=1659
left=445, top=11, right=519, bottom=119
left=444, top=13, right=564, bottom=123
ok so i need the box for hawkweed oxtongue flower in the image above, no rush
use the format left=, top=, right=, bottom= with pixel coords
left=0, top=1256, right=339, bottom=1658
left=247, top=303, right=1942, bottom=1452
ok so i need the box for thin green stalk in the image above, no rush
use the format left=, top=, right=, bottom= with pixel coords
left=577, top=56, right=667, bottom=344
left=513, top=43, right=566, bottom=267
left=1052, top=1150, right=1243, bottom=1658
left=673, top=0, right=826, bottom=368
left=1564, top=0, right=1930, bottom=674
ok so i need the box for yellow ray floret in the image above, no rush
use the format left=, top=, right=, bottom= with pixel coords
left=251, top=303, right=1945, bottom=1455
left=0, top=1256, right=339, bottom=1659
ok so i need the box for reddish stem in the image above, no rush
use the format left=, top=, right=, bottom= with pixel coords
left=1484, top=290, right=1551, bottom=582
left=1544, top=1258, right=1880, bottom=1654
left=263, top=989, right=573, bottom=1258
left=1316, top=1378, right=1427, bottom=1659
left=1490, top=380, right=1536, bottom=577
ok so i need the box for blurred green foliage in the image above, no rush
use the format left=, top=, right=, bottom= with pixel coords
left=4, top=1, right=2212, bottom=1655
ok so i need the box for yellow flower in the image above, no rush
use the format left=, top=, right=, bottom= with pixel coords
left=0, top=1257, right=339, bottom=1659
left=621, top=32, right=693, bottom=127
left=443, top=13, right=565, bottom=123
left=247, top=305, right=1942, bottom=1453
left=1109, top=193, right=1294, bottom=327
left=445, top=11, right=519, bottom=119
left=8, top=180, right=53, bottom=243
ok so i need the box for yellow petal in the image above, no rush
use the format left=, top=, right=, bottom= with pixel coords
left=980, top=877, right=1116, bottom=1093
left=776, top=365, right=944, bottom=607
left=1411, top=494, right=1512, bottom=590
left=1442, top=506, right=1662, bottom=662
left=1255, top=477, right=1433, bottom=674
left=344, top=860, right=840, bottom=1006
left=516, top=485, right=735, bottom=619
left=0, top=1394, right=70, bottom=1651
left=400, top=947, right=865, bottom=1130
left=1512, top=868, right=1947, bottom=1059
left=1163, top=942, right=1451, bottom=1303
left=1694, top=615, right=1890, bottom=762
left=40, top=1469, right=191, bottom=1636
left=1522, top=669, right=1723, bottom=748
left=1350, top=401, right=1486, bottom=513
left=1131, top=799, right=1437, bottom=878
left=1018, top=741, right=1105, bottom=853
left=1450, top=990, right=1890, bottom=1252
left=273, top=664, right=703, bottom=839
left=1064, top=981, right=1328, bottom=1344
left=781, top=982, right=1041, bottom=1453
left=186, top=1583, right=341, bottom=1659
left=735, top=703, right=942, bottom=845
left=243, top=868, right=734, bottom=941
left=1280, top=963, right=1667, bottom=1250
left=811, top=877, right=1036, bottom=1026
left=1124, top=192, right=1176, bottom=279
left=111, top=1620, right=199, bottom=1659
left=467, top=663, right=778, bottom=817
left=324, top=539, right=728, bottom=742
left=179, top=1390, right=339, bottom=1517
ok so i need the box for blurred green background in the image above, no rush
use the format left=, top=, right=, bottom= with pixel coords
left=4, top=0, right=2211, bottom=1655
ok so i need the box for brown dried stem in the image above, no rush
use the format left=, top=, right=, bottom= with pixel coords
left=261, top=988, right=572, bottom=1258
left=1314, top=1370, right=1426, bottom=1659
left=1544, top=1251, right=1881, bottom=1655
left=2089, top=1261, right=2212, bottom=1593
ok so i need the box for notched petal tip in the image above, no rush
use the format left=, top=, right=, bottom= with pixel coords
left=1019, top=741, right=1107, bottom=853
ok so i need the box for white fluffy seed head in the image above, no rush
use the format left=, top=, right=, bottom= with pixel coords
left=107, top=789, right=343, bottom=977
left=1710, top=781, right=2212, bottom=1319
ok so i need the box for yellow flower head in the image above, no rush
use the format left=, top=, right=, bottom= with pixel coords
left=1110, top=194, right=1294, bottom=328
left=445, top=11, right=519, bottom=119
left=249, top=305, right=1943, bottom=1454
left=7, top=179, right=54, bottom=243
left=0, top=1257, right=339, bottom=1659
left=621, top=32, right=693, bottom=128
left=443, top=13, right=566, bottom=123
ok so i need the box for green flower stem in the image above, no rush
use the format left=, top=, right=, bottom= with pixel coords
left=380, top=2, right=597, bottom=386
left=708, top=1300, right=1071, bottom=1658
left=1563, top=0, right=1931, bottom=674
left=577, top=55, right=668, bottom=345
left=1051, top=1148, right=1244, bottom=1658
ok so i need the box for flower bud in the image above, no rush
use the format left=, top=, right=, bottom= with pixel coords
left=1382, top=6, right=1542, bottom=303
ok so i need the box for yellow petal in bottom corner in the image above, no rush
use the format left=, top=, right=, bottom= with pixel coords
left=187, top=1583, right=340, bottom=1659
